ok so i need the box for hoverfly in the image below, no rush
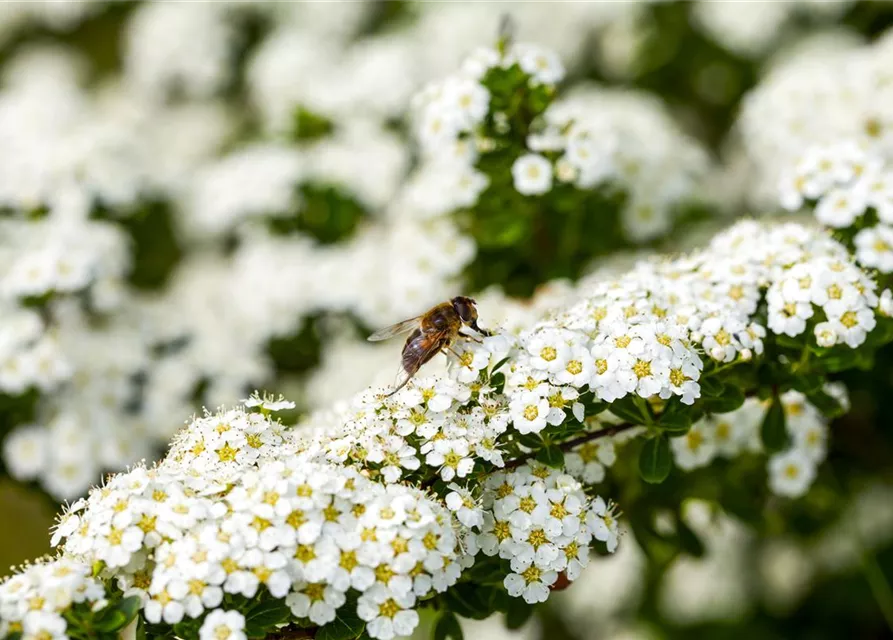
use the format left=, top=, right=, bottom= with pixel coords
left=368, top=296, right=491, bottom=396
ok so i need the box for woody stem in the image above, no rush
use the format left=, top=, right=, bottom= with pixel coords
left=504, top=423, right=638, bottom=471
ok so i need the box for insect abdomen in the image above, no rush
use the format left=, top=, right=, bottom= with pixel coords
left=402, top=329, right=448, bottom=374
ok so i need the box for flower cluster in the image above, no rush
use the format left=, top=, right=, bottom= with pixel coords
left=692, top=0, right=851, bottom=58
left=479, top=465, right=619, bottom=603
left=781, top=143, right=893, bottom=276
left=53, top=404, right=468, bottom=640
left=0, top=4, right=723, bottom=503
left=2, top=213, right=892, bottom=638
left=409, top=41, right=710, bottom=244
left=736, top=30, right=893, bottom=208
left=671, top=389, right=841, bottom=497
left=0, top=557, right=108, bottom=640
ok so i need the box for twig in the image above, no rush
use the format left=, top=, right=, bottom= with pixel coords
left=504, top=423, right=638, bottom=470
left=267, top=627, right=317, bottom=639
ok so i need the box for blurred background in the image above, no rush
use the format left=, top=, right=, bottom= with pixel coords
left=2, top=1, right=893, bottom=638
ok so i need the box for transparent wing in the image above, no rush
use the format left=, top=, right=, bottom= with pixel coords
left=367, top=316, right=422, bottom=342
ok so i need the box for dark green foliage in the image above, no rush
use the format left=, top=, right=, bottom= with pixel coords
left=639, top=434, right=672, bottom=484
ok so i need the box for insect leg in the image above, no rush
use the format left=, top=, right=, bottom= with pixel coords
left=385, top=373, right=415, bottom=397
left=458, top=331, right=484, bottom=344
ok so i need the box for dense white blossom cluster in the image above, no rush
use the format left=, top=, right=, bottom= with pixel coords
left=410, top=43, right=710, bottom=241
left=780, top=143, right=893, bottom=277
left=736, top=31, right=893, bottom=207
left=0, top=18, right=716, bottom=502
left=672, top=389, right=842, bottom=497
left=2, top=212, right=890, bottom=637
left=692, top=0, right=852, bottom=58
left=0, top=556, right=108, bottom=640
left=479, top=467, right=619, bottom=603
left=539, top=87, right=710, bottom=240
left=52, top=404, right=468, bottom=640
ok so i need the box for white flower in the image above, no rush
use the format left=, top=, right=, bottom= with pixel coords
left=825, top=301, right=876, bottom=348
left=511, top=154, right=553, bottom=196
left=445, top=484, right=484, bottom=529
left=2, top=425, right=48, bottom=480
left=854, top=225, right=893, bottom=273
left=509, top=391, right=558, bottom=435
left=244, top=391, right=296, bottom=412
left=199, top=610, right=247, bottom=640
left=586, top=496, right=620, bottom=553
left=814, top=322, right=838, bottom=348
left=671, top=421, right=716, bottom=471
left=815, top=186, right=868, bottom=228
left=424, top=439, right=474, bottom=481
left=443, top=77, right=490, bottom=127
left=768, top=450, right=817, bottom=498
left=516, top=45, right=565, bottom=85
left=503, top=560, right=557, bottom=604
left=356, top=585, right=419, bottom=640
left=286, top=582, right=346, bottom=626
left=553, top=345, right=594, bottom=387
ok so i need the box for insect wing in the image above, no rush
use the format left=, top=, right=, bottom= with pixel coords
left=367, top=316, right=422, bottom=342
left=403, top=328, right=451, bottom=374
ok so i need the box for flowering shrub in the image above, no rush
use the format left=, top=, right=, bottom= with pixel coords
left=4, top=208, right=893, bottom=638
left=3, top=3, right=893, bottom=640
left=0, top=5, right=716, bottom=503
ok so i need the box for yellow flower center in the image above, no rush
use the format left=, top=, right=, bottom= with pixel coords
left=839, top=311, right=858, bottom=328
left=633, top=360, right=651, bottom=379
left=340, top=551, right=358, bottom=572
left=669, top=368, right=687, bottom=387
left=295, top=545, right=316, bottom=563
left=379, top=598, right=401, bottom=619
left=215, top=443, right=239, bottom=463
left=305, top=583, right=325, bottom=602
left=527, top=528, right=548, bottom=549
left=521, top=565, right=542, bottom=584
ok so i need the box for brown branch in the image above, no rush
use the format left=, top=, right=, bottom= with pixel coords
left=267, top=627, right=317, bottom=639
left=504, top=422, right=638, bottom=470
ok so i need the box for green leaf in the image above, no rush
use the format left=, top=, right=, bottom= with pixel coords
left=699, top=376, right=723, bottom=397
left=433, top=612, right=464, bottom=640
left=244, top=596, right=292, bottom=638
left=535, top=444, right=565, bottom=469
left=702, top=385, right=745, bottom=414
left=608, top=396, right=647, bottom=425
left=584, top=399, right=607, bottom=417
left=93, top=596, right=141, bottom=633
left=173, top=619, right=201, bottom=640
left=790, top=373, right=823, bottom=395
left=675, top=519, right=705, bottom=558
left=806, top=388, right=846, bottom=419
left=489, top=372, right=506, bottom=394
left=504, top=597, right=534, bottom=630
left=515, top=432, right=542, bottom=449
left=817, top=347, right=863, bottom=373
left=316, top=593, right=365, bottom=640
left=760, top=395, right=789, bottom=453
left=658, top=400, right=692, bottom=434
left=442, top=584, right=495, bottom=620
left=638, top=435, right=672, bottom=484
left=490, top=357, right=510, bottom=374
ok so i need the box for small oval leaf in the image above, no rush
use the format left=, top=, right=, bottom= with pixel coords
left=639, top=435, right=672, bottom=484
